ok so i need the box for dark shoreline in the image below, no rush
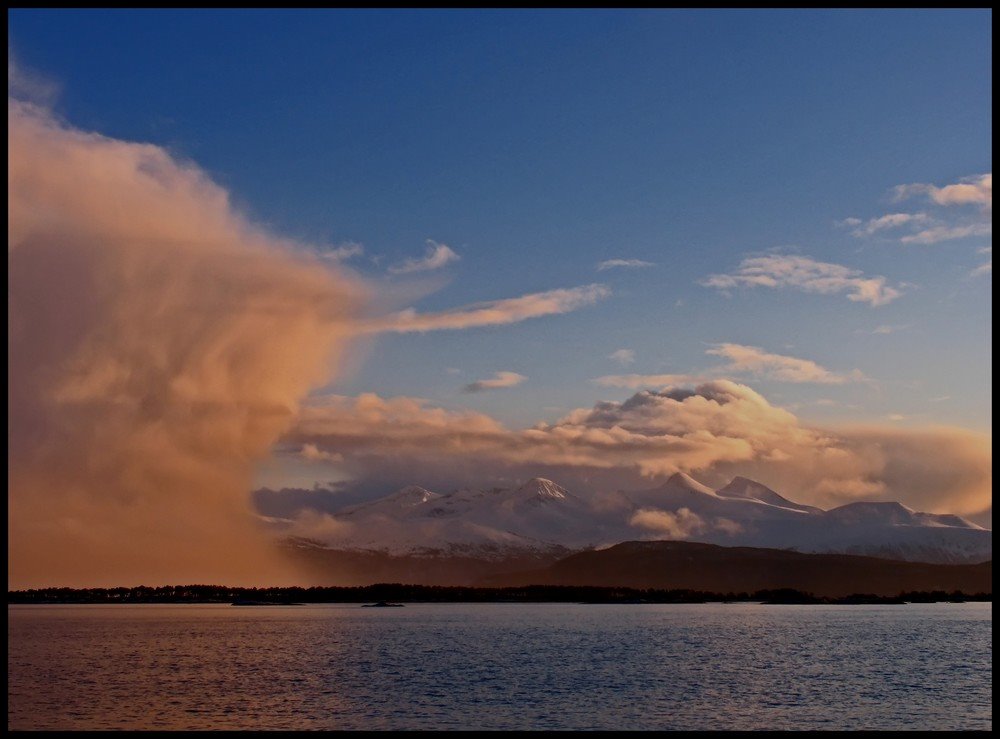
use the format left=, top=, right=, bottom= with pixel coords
left=7, top=584, right=992, bottom=606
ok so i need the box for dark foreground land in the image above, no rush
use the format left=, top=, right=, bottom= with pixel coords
left=7, top=584, right=991, bottom=606
left=287, top=539, right=992, bottom=596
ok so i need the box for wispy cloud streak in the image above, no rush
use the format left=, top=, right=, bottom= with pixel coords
left=388, top=239, right=460, bottom=274
left=463, top=371, right=527, bottom=393
left=702, top=254, right=902, bottom=306
left=359, top=284, right=611, bottom=334
left=597, top=258, right=655, bottom=271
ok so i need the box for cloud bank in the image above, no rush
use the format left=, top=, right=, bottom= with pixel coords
left=278, top=382, right=991, bottom=520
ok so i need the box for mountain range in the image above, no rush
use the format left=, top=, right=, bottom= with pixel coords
left=281, top=473, right=990, bottom=572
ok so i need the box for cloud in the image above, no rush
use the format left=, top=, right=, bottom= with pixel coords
left=849, top=212, right=930, bottom=237
left=8, top=54, right=60, bottom=106
left=597, top=344, right=865, bottom=388
left=284, top=382, right=802, bottom=483
left=702, top=254, right=903, bottom=306
left=280, top=376, right=991, bottom=524
left=847, top=175, right=991, bottom=249
left=597, top=258, right=655, bottom=271
left=894, top=173, right=992, bottom=210
left=900, top=222, right=992, bottom=245
left=608, top=349, right=636, bottom=365
left=629, top=507, right=704, bottom=538
left=705, top=343, right=865, bottom=384
left=318, top=242, right=364, bottom=261
left=388, top=239, right=460, bottom=274
left=8, top=98, right=368, bottom=588
left=970, top=261, right=992, bottom=278
left=971, top=245, right=992, bottom=277
left=277, top=383, right=992, bottom=522
left=869, top=324, right=907, bottom=335
left=358, top=283, right=611, bottom=334
left=463, top=371, right=527, bottom=393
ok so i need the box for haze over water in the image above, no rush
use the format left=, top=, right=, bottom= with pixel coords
left=7, top=603, right=992, bottom=731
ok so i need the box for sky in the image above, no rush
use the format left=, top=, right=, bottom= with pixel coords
left=8, top=9, right=992, bottom=585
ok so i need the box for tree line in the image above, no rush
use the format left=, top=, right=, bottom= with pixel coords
left=7, top=584, right=991, bottom=605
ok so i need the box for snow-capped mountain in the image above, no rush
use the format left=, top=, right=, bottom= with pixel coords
left=296, top=473, right=990, bottom=565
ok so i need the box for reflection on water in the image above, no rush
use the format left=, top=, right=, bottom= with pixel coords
left=7, top=602, right=992, bottom=730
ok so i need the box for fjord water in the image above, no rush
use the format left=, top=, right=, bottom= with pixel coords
left=7, top=603, right=991, bottom=730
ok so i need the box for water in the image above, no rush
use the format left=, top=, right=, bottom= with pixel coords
left=7, top=602, right=992, bottom=730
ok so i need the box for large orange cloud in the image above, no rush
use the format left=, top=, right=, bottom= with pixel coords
left=8, top=100, right=367, bottom=588
left=8, top=99, right=617, bottom=588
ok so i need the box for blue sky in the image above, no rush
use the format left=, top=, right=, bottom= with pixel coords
left=9, top=9, right=991, bottom=470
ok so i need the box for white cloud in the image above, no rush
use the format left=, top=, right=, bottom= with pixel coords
left=971, top=245, right=992, bottom=276
left=851, top=212, right=930, bottom=237
left=597, top=258, right=655, bottom=271
left=894, top=173, right=992, bottom=210
left=629, top=507, right=704, bottom=538
left=388, top=239, right=460, bottom=274
left=597, top=344, right=865, bottom=388
left=318, top=242, right=364, bottom=261
left=900, top=222, right=992, bottom=245
left=463, top=371, right=527, bottom=393
left=701, top=254, right=902, bottom=306
left=359, top=284, right=611, bottom=334
left=705, top=343, right=865, bottom=385
left=970, top=261, right=992, bottom=278
left=870, top=324, right=907, bottom=335
left=608, top=349, right=636, bottom=365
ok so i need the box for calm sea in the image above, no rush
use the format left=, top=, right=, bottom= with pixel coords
left=7, top=602, right=992, bottom=731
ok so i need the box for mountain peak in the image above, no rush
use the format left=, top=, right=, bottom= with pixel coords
left=663, top=472, right=716, bottom=495
left=516, top=478, right=569, bottom=500
left=389, top=486, right=440, bottom=505
left=826, top=501, right=917, bottom=526
left=715, top=476, right=821, bottom=514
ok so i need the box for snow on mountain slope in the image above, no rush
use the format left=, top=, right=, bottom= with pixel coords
left=627, top=473, right=819, bottom=526
left=299, top=474, right=991, bottom=565
left=315, top=478, right=603, bottom=558
left=716, top=476, right=823, bottom=514
left=338, top=485, right=441, bottom=517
